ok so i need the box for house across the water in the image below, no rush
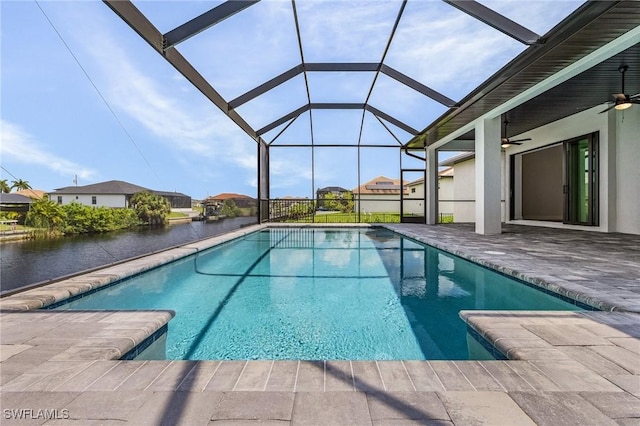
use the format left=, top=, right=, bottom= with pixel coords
left=48, top=180, right=191, bottom=211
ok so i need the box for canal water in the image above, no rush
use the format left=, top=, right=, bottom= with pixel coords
left=0, top=217, right=257, bottom=294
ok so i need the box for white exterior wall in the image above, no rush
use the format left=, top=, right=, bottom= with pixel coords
left=403, top=200, right=423, bottom=215
left=504, top=106, right=639, bottom=234
left=615, top=106, right=640, bottom=234
left=355, top=195, right=400, bottom=213
left=405, top=183, right=424, bottom=215
left=438, top=176, right=454, bottom=214
left=450, top=156, right=506, bottom=223
left=452, top=159, right=476, bottom=222
left=54, top=194, right=128, bottom=208
left=409, top=183, right=424, bottom=199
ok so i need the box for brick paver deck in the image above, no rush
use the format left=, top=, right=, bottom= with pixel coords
left=1, top=223, right=639, bottom=424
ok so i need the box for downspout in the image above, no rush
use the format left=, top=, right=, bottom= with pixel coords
left=404, top=147, right=426, bottom=162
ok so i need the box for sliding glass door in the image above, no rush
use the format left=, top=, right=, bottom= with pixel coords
left=563, top=133, right=598, bottom=225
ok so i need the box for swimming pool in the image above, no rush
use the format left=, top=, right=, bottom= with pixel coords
left=53, top=227, right=583, bottom=360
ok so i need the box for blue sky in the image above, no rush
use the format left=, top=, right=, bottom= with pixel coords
left=1, top=0, right=583, bottom=200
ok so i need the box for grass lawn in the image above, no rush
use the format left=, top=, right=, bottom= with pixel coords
left=289, top=212, right=402, bottom=223
left=0, top=223, right=28, bottom=232
left=287, top=212, right=455, bottom=224
left=168, top=211, right=189, bottom=218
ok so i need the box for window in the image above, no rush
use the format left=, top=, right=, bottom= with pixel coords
left=92, top=196, right=97, bottom=205
left=411, top=188, right=416, bottom=193
left=57, top=196, right=62, bottom=204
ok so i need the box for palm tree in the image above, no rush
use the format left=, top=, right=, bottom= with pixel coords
left=11, top=179, right=31, bottom=191
left=0, top=179, right=10, bottom=193
left=25, top=197, right=64, bottom=231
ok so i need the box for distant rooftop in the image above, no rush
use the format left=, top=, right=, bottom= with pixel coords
left=51, top=180, right=150, bottom=195
left=439, top=152, right=475, bottom=167
left=50, top=180, right=189, bottom=198
left=14, top=189, right=46, bottom=199
left=0, top=193, right=34, bottom=204
left=206, top=193, right=255, bottom=201
left=353, top=176, right=408, bottom=195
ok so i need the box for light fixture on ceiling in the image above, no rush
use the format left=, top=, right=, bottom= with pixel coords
left=600, top=65, right=640, bottom=113
left=614, top=94, right=633, bottom=111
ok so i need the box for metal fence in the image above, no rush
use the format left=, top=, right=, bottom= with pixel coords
left=264, top=198, right=421, bottom=224
left=261, top=199, right=456, bottom=224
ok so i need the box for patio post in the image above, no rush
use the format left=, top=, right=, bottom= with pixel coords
left=475, top=116, right=502, bottom=234
left=426, top=146, right=438, bottom=225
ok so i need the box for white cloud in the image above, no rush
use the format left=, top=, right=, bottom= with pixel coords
left=62, top=11, right=259, bottom=174
left=478, top=1, right=587, bottom=35
left=269, top=156, right=313, bottom=191
left=97, top=45, right=232, bottom=155
left=0, top=119, right=96, bottom=180
left=297, top=1, right=402, bottom=61
left=384, top=1, right=525, bottom=99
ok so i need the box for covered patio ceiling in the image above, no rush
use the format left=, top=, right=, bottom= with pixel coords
left=100, top=0, right=636, bottom=154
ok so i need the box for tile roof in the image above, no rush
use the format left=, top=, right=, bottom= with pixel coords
left=15, top=189, right=46, bottom=199
left=352, top=176, right=408, bottom=195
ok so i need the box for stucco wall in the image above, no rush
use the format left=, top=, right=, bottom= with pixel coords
left=452, top=159, right=476, bottom=222
left=355, top=196, right=400, bottom=213
left=505, top=105, right=639, bottom=234
left=54, top=194, right=128, bottom=208
left=616, top=106, right=640, bottom=234
left=449, top=156, right=506, bottom=223
left=438, top=176, right=454, bottom=214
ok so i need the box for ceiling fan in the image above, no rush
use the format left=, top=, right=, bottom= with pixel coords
left=598, top=65, right=640, bottom=114
left=501, top=119, right=531, bottom=148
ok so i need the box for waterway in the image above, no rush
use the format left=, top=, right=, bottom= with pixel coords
left=0, top=216, right=257, bottom=294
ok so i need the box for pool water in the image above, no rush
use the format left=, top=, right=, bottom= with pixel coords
left=54, top=227, right=582, bottom=360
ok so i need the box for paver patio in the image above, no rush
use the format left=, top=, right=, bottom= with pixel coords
left=1, top=223, right=639, bottom=424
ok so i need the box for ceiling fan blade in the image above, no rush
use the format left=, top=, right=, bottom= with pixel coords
left=509, top=138, right=531, bottom=143
left=576, top=104, right=601, bottom=111
left=630, top=93, right=640, bottom=99
left=598, top=104, right=617, bottom=114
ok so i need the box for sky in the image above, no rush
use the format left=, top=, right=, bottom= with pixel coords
left=0, top=0, right=584, bottom=200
